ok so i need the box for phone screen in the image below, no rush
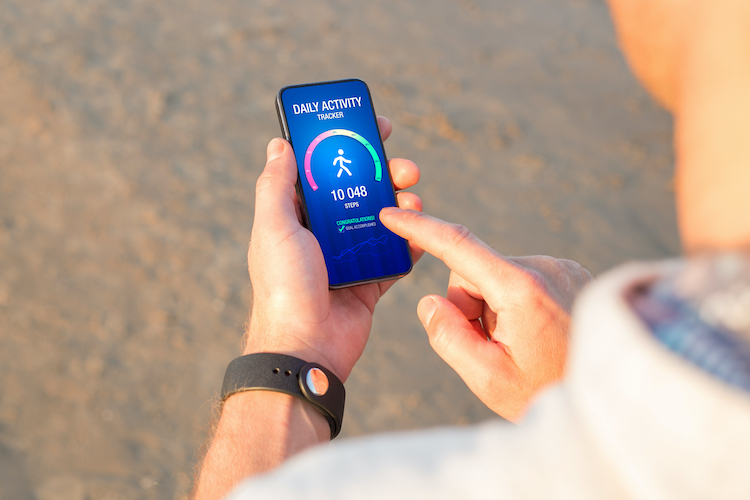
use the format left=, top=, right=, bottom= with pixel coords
left=276, top=79, right=412, bottom=288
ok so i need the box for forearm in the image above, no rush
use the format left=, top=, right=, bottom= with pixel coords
left=189, top=124, right=417, bottom=499
left=192, top=391, right=330, bottom=500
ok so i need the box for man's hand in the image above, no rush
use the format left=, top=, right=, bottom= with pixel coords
left=381, top=208, right=593, bottom=422
left=244, top=117, right=422, bottom=382
left=193, top=118, right=422, bottom=500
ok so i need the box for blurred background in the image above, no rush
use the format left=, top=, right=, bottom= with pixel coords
left=0, top=0, right=677, bottom=498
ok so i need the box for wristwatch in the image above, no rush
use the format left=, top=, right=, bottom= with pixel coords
left=221, top=353, right=346, bottom=439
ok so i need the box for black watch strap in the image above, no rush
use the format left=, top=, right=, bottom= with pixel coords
left=221, top=353, right=346, bottom=439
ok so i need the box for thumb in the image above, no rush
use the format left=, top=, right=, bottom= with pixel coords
left=417, top=296, right=519, bottom=417
left=253, top=138, right=300, bottom=236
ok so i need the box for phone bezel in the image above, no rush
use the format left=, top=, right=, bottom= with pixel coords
left=275, top=79, right=413, bottom=289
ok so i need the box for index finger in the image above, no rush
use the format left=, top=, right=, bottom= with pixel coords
left=380, top=208, right=532, bottom=301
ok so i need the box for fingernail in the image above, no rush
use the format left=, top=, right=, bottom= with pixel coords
left=418, top=297, right=437, bottom=327
left=267, top=138, right=284, bottom=161
left=381, top=206, right=403, bottom=216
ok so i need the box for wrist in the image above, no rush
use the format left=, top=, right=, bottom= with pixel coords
left=243, top=321, right=344, bottom=381
left=221, top=390, right=330, bottom=444
left=240, top=344, right=341, bottom=381
left=194, top=354, right=341, bottom=499
left=222, top=353, right=346, bottom=439
left=194, top=391, right=329, bottom=499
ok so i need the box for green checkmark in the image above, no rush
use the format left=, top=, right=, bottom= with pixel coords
left=338, top=226, right=346, bottom=233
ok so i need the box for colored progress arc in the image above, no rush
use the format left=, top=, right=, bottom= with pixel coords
left=304, top=129, right=382, bottom=191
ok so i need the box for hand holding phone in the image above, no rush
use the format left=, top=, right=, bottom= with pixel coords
left=276, top=79, right=412, bottom=288
left=245, top=130, right=421, bottom=383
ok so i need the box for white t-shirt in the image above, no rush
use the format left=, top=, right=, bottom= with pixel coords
left=227, top=261, right=750, bottom=499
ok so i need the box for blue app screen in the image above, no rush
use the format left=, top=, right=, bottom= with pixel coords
left=278, top=80, right=412, bottom=287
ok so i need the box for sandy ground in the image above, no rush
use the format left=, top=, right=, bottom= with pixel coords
left=0, top=0, right=678, bottom=498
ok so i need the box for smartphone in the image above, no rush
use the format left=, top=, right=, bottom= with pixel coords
left=276, top=79, right=412, bottom=288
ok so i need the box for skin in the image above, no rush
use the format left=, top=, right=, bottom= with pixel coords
left=381, top=210, right=591, bottom=420
left=194, top=1, right=750, bottom=497
left=193, top=119, right=426, bottom=500
left=607, top=0, right=750, bottom=252
left=193, top=122, right=591, bottom=500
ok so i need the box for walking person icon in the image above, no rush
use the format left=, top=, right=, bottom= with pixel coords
left=333, top=149, right=353, bottom=178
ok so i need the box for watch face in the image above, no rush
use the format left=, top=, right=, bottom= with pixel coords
left=306, top=367, right=329, bottom=396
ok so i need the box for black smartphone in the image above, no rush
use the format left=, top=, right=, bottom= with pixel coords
left=276, top=79, right=412, bottom=288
